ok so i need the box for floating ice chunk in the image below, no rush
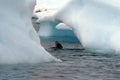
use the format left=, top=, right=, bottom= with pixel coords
left=56, top=23, right=72, bottom=30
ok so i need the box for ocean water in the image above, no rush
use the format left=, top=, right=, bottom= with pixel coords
left=0, top=38, right=120, bottom=80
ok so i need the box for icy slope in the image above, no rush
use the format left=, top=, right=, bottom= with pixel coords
left=0, top=0, right=59, bottom=64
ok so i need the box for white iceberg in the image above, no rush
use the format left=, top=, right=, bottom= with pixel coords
left=55, top=0, right=120, bottom=52
left=0, top=0, right=60, bottom=64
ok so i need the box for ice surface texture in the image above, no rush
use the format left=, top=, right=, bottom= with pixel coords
left=0, top=0, right=59, bottom=64
left=55, top=0, right=120, bottom=53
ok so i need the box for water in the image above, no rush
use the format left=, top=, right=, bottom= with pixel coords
left=0, top=39, right=120, bottom=80
left=40, top=36, right=79, bottom=43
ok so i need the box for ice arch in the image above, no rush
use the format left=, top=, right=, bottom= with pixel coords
left=0, top=0, right=59, bottom=64
left=55, top=0, right=120, bottom=52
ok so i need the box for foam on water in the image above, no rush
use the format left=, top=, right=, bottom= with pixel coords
left=55, top=0, right=120, bottom=53
left=0, top=0, right=60, bottom=64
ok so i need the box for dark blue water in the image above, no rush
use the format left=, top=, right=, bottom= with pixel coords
left=40, top=36, right=79, bottom=43
left=0, top=38, right=120, bottom=80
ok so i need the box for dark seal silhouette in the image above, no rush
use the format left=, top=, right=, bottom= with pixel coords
left=55, top=41, right=63, bottom=49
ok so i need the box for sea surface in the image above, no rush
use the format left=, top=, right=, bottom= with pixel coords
left=0, top=37, right=120, bottom=80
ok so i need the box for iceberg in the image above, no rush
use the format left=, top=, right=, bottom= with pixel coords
left=55, top=0, right=120, bottom=52
left=35, top=0, right=120, bottom=52
left=34, top=0, right=78, bottom=41
left=0, top=0, right=59, bottom=64
left=38, top=21, right=76, bottom=37
left=56, top=23, right=72, bottom=30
